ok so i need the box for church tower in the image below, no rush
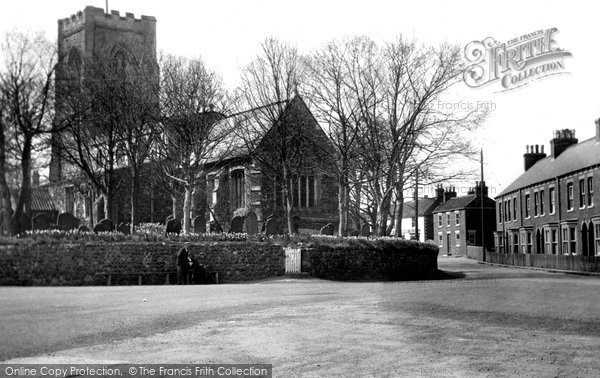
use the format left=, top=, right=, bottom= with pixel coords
left=50, top=6, right=156, bottom=182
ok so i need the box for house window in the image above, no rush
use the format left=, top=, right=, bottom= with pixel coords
left=446, top=212, right=450, bottom=226
left=567, top=182, right=574, bottom=210
left=544, top=229, right=551, bottom=254
left=455, top=211, right=460, bottom=226
left=468, top=230, right=476, bottom=245
left=579, top=179, right=586, bottom=208
left=534, top=192, right=539, bottom=216
left=561, top=224, right=577, bottom=255
left=506, top=199, right=511, bottom=221
left=438, top=232, right=443, bottom=247
left=438, top=214, right=442, bottom=227
left=526, top=231, right=532, bottom=254
left=231, top=170, right=245, bottom=209
left=539, top=190, right=545, bottom=215
left=499, top=202, right=503, bottom=223
left=455, top=231, right=460, bottom=246
left=513, top=197, right=517, bottom=220
left=588, top=177, right=594, bottom=206
left=495, top=232, right=503, bottom=252
left=595, top=223, right=600, bottom=256
left=512, top=233, right=519, bottom=253
left=525, top=194, right=530, bottom=218
left=549, top=187, right=555, bottom=214
left=552, top=229, right=558, bottom=254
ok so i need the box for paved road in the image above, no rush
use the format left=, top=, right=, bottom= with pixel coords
left=2, top=257, right=600, bottom=376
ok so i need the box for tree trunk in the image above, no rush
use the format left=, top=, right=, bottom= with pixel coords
left=283, top=166, right=294, bottom=235
left=393, top=191, right=404, bottom=237
left=375, top=193, right=392, bottom=236
left=171, top=194, right=177, bottom=220
left=337, top=177, right=348, bottom=236
left=130, top=168, right=140, bottom=234
left=182, top=184, right=192, bottom=234
left=13, top=136, right=33, bottom=234
left=0, top=123, right=14, bottom=236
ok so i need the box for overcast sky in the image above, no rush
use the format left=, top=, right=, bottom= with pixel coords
left=1, top=0, right=598, bottom=198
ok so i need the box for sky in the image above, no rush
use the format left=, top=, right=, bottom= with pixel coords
left=1, top=0, right=598, bottom=199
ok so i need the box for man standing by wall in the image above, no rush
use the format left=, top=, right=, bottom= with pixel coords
left=176, top=242, right=191, bottom=284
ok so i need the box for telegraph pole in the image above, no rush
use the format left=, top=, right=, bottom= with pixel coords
left=481, top=148, right=486, bottom=262
left=414, top=167, right=419, bottom=241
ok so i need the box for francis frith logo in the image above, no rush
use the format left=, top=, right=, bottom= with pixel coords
left=463, top=28, right=572, bottom=91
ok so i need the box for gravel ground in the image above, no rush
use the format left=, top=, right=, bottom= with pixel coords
left=2, top=257, right=600, bottom=376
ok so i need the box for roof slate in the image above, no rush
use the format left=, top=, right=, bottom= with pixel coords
left=498, top=137, right=600, bottom=197
left=31, top=187, right=56, bottom=212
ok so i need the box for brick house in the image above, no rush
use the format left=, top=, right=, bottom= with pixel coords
left=432, top=183, right=496, bottom=256
left=495, top=123, right=600, bottom=256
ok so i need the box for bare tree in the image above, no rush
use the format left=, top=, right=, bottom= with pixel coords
left=344, top=37, right=486, bottom=236
left=235, top=38, right=323, bottom=234
left=0, top=32, right=57, bottom=235
left=303, top=39, right=363, bottom=236
left=156, top=54, right=229, bottom=234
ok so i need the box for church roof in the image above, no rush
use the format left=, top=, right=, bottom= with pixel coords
left=498, top=137, right=600, bottom=197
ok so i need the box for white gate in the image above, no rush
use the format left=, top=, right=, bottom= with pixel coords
left=285, top=248, right=302, bottom=273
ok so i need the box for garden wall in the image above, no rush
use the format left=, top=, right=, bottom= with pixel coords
left=300, top=239, right=439, bottom=281
left=485, top=251, right=600, bottom=273
left=0, top=242, right=285, bottom=286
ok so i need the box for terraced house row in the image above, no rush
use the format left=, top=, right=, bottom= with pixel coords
left=495, top=122, right=600, bottom=256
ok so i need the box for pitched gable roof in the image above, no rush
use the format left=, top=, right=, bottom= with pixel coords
left=498, top=137, right=600, bottom=197
left=401, top=197, right=438, bottom=218
left=433, top=195, right=495, bottom=213
left=31, top=187, right=56, bottom=212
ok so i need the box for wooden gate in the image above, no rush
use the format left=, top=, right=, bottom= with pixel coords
left=285, top=248, right=302, bottom=273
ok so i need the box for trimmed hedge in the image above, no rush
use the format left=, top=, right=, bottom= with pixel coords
left=302, top=239, right=438, bottom=281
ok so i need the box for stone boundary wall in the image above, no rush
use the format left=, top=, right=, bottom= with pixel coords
left=485, top=252, right=600, bottom=273
left=301, top=241, right=439, bottom=281
left=0, top=242, right=284, bottom=286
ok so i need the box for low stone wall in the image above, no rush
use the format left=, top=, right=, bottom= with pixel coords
left=486, top=251, right=600, bottom=273
left=0, top=242, right=285, bottom=286
left=301, top=240, right=438, bottom=281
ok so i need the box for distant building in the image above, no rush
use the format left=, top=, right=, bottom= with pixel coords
left=399, top=187, right=445, bottom=241
left=495, top=124, right=600, bottom=256
left=432, top=182, right=496, bottom=256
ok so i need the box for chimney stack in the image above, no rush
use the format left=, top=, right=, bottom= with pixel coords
left=523, top=144, right=547, bottom=171
left=475, top=180, right=488, bottom=198
left=595, top=118, right=600, bottom=141
left=435, top=185, right=445, bottom=202
left=550, top=129, right=578, bottom=158
left=443, top=186, right=457, bottom=202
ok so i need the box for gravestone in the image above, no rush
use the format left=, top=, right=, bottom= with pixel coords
left=361, top=224, right=371, bottom=237
left=78, top=225, right=90, bottom=232
left=320, top=223, right=334, bottom=236
left=99, top=218, right=114, bottom=231
left=350, top=230, right=360, bottom=237
left=165, top=218, right=182, bottom=235
left=244, top=212, right=258, bottom=235
left=32, top=213, right=54, bottom=230
left=265, top=218, right=281, bottom=236
left=57, top=212, right=79, bottom=230
left=230, top=216, right=244, bottom=233
left=193, top=215, right=206, bottom=234
left=117, top=222, right=130, bottom=235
